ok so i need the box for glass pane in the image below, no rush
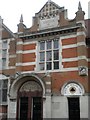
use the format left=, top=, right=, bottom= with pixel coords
left=40, top=52, right=45, bottom=61
left=0, top=81, right=1, bottom=88
left=46, top=62, right=52, bottom=70
left=40, top=42, right=45, bottom=50
left=53, top=50, right=59, bottom=60
left=46, top=40, right=52, bottom=49
left=0, top=90, right=1, bottom=103
left=2, top=49, right=7, bottom=56
left=54, top=62, right=59, bottom=69
left=3, top=80, right=7, bottom=88
left=0, top=60, right=2, bottom=70
left=40, top=63, right=44, bottom=70
left=0, top=50, right=1, bottom=54
left=2, top=58, right=6, bottom=67
left=2, top=89, right=7, bottom=102
left=53, top=40, right=59, bottom=49
left=2, top=41, right=7, bottom=49
left=46, top=51, right=52, bottom=61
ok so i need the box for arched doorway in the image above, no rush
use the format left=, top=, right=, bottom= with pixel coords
left=61, top=82, right=85, bottom=120
left=17, top=81, right=43, bottom=120
left=8, top=73, right=45, bottom=120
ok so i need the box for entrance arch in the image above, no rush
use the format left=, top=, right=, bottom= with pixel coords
left=9, top=73, right=45, bottom=99
left=61, top=81, right=85, bottom=120
left=17, top=80, right=43, bottom=120
left=9, top=73, right=45, bottom=120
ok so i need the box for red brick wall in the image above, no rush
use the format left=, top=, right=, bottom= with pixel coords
left=62, top=48, right=77, bottom=58
left=62, top=37, right=77, bottom=45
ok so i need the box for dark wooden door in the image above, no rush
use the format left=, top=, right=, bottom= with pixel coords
left=68, top=98, right=80, bottom=120
left=17, top=92, right=42, bottom=120
left=20, top=97, right=28, bottom=120
left=32, top=97, right=42, bottom=120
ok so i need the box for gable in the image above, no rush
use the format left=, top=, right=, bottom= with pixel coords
left=2, top=24, right=15, bottom=39
left=37, top=1, right=64, bottom=18
left=35, top=1, right=64, bottom=30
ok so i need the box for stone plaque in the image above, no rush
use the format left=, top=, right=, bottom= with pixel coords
left=39, top=16, right=59, bottom=30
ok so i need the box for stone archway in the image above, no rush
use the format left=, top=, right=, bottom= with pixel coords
left=8, top=73, right=45, bottom=119
left=61, top=81, right=85, bottom=120
left=9, top=73, right=45, bottom=99
left=17, top=80, right=43, bottom=120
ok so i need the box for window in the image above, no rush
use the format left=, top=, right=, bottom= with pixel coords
left=0, top=79, right=8, bottom=104
left=2, top=49, right=7, bottom=58
left=2, top=58, right=6, bottom=68
left=39, top=39, right=59, bottom=71
left=2, top=41, right=7, bottom=49
left=2, top=40, right=8, bottom=69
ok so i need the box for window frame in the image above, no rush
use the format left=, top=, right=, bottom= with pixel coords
left=2, top=40, right=8, bottom=69
left=39, top=39, right=60, bottom=71
left=0, top=79, right=8, bottom=105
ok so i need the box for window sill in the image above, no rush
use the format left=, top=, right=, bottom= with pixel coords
left=36, top=69, right=61, bottom=73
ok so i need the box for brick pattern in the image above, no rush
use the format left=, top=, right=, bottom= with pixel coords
left=62, top=48, right=77, bottom=58
left=22, top=53, right=36, bottom=63
left=62, top=37, right=77, bottom=45
left=76, top=28, right=88, bottom=70
left=23, top=44, right=36, bottom=50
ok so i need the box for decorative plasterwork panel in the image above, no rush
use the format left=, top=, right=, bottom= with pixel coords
left=61, top=82, right=85, bottom=96
left=20, top=81, right=42, bottom=92
left=39, top=2, right=60, bottom=19
left=39, top=16, right=59, bottom=30
left=38, top=2, right=60, bottom=30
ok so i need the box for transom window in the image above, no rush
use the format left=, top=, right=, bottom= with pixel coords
left=39, top=39, right=59, bottom=71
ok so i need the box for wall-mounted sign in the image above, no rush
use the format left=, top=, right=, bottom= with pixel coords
left=78, top=66, right=88, bottom=76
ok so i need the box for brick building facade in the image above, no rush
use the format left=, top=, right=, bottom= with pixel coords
left=0, top=1, right=90, bottom=119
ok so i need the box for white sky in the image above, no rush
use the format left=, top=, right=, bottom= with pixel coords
left=0, top=0, right=89, bottom=32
